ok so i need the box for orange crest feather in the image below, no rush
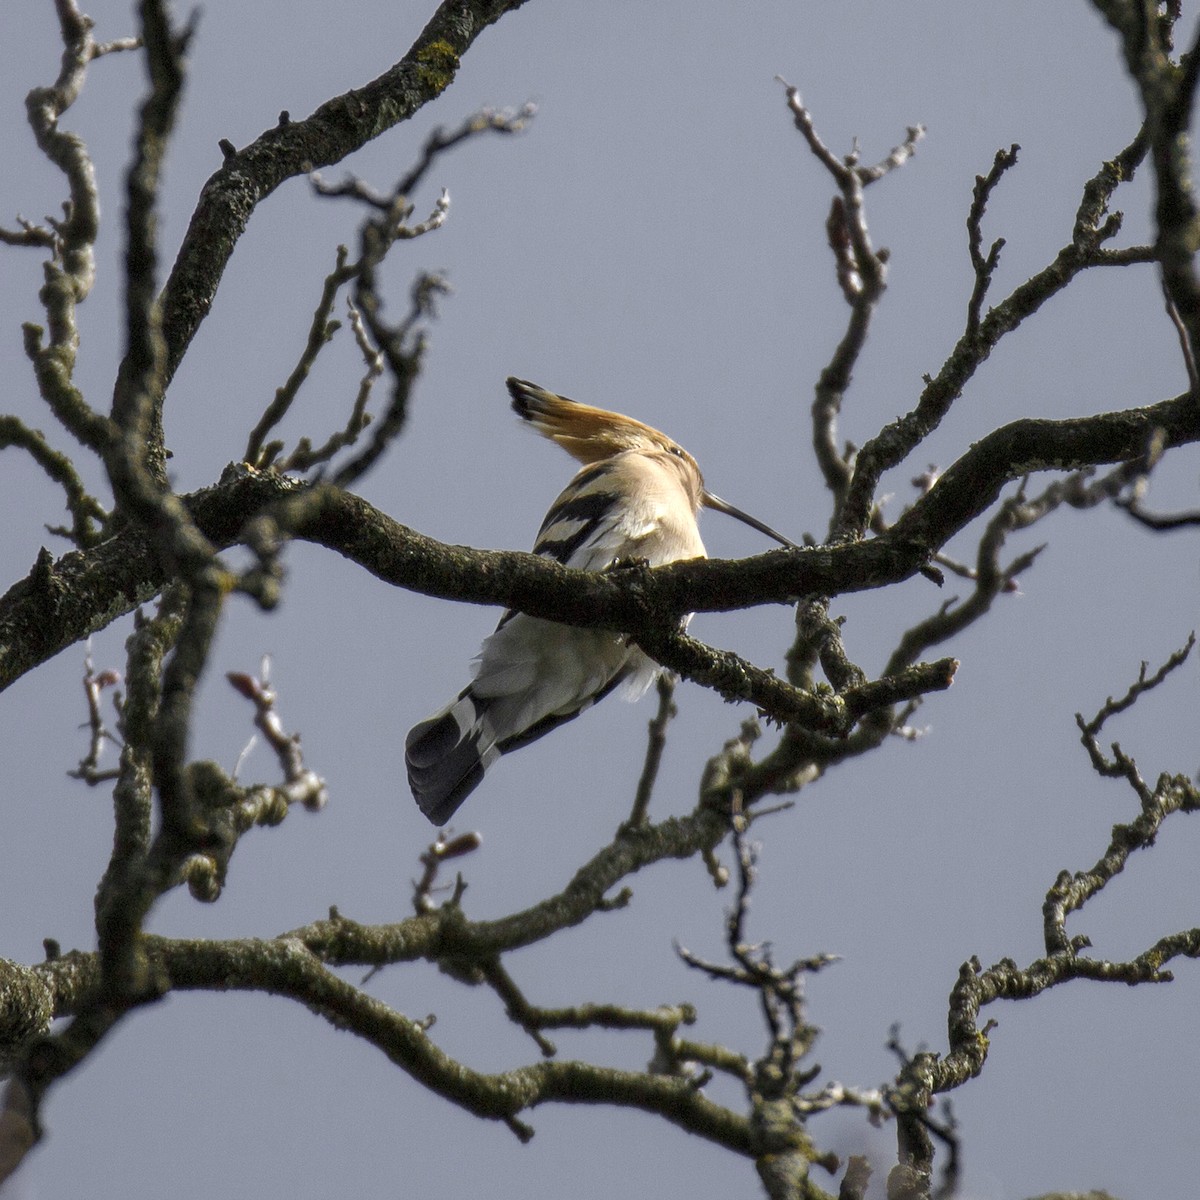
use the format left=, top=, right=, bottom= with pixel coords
left=506, top=377, right=680, bottom=464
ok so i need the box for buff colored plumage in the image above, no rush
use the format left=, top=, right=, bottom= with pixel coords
left=405, top=378, right=796, bottom=824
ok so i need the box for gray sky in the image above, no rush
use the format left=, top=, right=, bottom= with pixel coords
left=2, top=2, right=1198, bottom=1197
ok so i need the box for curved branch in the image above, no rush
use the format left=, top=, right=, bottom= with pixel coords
left=163, top=936, right=763, bottom=1153
left=1, top=391, right=1197, bottom=697
left=0, top=935, right=756, bottom=1161
left=837, top=126, right=1154, bottom=540
left=288, top=391, right=1200, bottom=624
left=156, top=0, right=529, bottom=388
left=2, top=802, right=774, bottom=1160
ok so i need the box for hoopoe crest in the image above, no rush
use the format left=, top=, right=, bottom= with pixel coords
left=405, top=378, right=797, bottom=825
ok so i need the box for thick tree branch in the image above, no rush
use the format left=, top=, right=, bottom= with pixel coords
left=1, top=390, right=1196, bottom=698
left=1091, top=2, right=1200, bottom=371
left=155, top=0, right=530, bottom=392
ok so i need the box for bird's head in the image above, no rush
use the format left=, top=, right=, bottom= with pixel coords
left=506, top=377, right=800, bottom=550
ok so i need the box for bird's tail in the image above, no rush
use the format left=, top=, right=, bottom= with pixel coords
left=405, top=691, right=500, bottom=826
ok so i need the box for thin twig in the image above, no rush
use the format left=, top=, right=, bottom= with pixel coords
left=0, top=416, right=108, bottom=546
left=411, top=830, right=481, bottom=915
left=244, top=245, right=358, bottom=466
left=965, top=145, right=1019, bottom=337
left=626, top=675, right=677, bottom=826
left=226, top=663, right=329, bottom=811
left=66, top=649, right=122, bottom=784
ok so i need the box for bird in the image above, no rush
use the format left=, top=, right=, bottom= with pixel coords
left=405, top=377, right=798, bottom=825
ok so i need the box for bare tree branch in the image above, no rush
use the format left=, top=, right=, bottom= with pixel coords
left=2, top=3, right=1199, bottom=1195
left=781, top=83, right=923, bottom=519
left=627, top=674, right=678, bottom=827
left=836, top=120, right=1154, bottom=542
left=156, top=0, right=532, bottom=392
left=0, top=416, right=107, bottom=546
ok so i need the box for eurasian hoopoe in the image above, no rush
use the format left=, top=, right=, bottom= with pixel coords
left=405, top=378, right=798, bottom=825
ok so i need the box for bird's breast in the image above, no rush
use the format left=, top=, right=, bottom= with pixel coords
left=534, top=450, right=706, bottom=570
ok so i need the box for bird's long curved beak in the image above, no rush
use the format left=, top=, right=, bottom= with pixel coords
left=702, top=490, right=800, bottom=550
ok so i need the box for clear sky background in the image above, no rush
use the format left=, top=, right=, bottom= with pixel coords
left=1, top=2, right=1198, bottom=1198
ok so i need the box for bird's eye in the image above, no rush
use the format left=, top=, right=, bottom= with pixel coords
left=668, top=445, right=685, bottom=458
